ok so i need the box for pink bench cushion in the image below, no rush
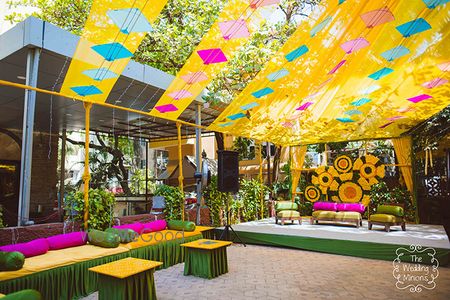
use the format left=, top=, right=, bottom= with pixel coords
left=0, top=238, right=49, bottom=258
left=113, top=222, right=144, bottom=234
left=313, top=202, right=337, bottom=212
left=46, top=231, right=88, bottom=250
left=337, top=203, right=365, bottom=214
left=141, top=220, right=167, bottom=234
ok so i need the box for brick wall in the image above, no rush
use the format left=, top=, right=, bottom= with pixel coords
left=29, top=132, right=59, bottom=219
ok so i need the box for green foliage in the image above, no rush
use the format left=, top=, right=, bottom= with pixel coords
left=203, top=176, right=231, bottom=226
left=238, top=178, right=271, bottom=222
left=64, top=189, right=115, bottom=230
left=154, top=184, right=183, bottom=220
left=295, top=197, right=313, bottom=216
left=232, top=137, right=255, bottom=160
left=369, top=182, right=416, bottom=222
left=0, top=205, right=5, bottom=228
left=130, top=169, right=157, bottom=195
left=273, top=162, right=291, bottom=199
left=412, top=105, right=450, bottom=152
left=5, top=0, right=92, bottom=35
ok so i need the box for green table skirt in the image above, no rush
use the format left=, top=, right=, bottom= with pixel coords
left=97, top=269, right=156, bottom=300
left=183, top=247, right=228, bottom=279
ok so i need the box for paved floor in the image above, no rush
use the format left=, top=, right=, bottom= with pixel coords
left=83, top=244, right=450, bottom=300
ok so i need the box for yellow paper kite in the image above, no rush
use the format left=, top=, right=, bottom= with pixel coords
left=60, top=0, right=168, bottom=103
left=209, top=0, right=450, bottom=146
left=149, top=0, right=282, bottom=120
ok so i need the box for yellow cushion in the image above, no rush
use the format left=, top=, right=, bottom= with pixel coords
left=335, top=211, right=361, bottom=220
left=312, top=210, right=337, bottom=219
left=277, top=210, right=300, bottom=218
left=370, top=214, right=403, bottom=223
left=0, top=245, right=129, bottom=281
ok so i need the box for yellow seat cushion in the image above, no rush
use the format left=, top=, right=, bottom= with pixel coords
left=0, top=244, right=129, bottom=281
left=370, top=214, right=403, bottom=223
left=277, top=210, right=300, bottom=218
left=335, top=211, right=361, bottom=221
left=312, top=210, right=337, bottom=219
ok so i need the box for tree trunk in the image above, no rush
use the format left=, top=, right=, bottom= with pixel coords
left=215, top=132, right=225, bottom=151
left=272, top=146, right=282, bottom=183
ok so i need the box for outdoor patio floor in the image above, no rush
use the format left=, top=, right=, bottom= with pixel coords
left=82, top=244, right=450, bottom=300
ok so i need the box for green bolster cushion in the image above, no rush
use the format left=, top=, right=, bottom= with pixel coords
left=377, top=205, right=404, bottom=217
left=88, top=230, right=120, bottom=248
left=1, top=289, right=42, bottom=300
left=0, top=251, right=25, bottom=271
left=167, top=220, right=196, bottom=232
left=276, top=201, right=298, bottom=212
left=105, top=228, right=138, bottom=243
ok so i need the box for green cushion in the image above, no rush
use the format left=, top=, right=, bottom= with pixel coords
left=277, top=210, right=300, bottom=218
left=88, top=230, right=120, bottom=248
left=276, top=201, right=298, bottom=212
left=167, top=220, right=196, bottom=232
left=312, top=210, right=337, bottom=219
left=370, top=214, right=403, bottom=223
left=335, top=211, right=361, bottom=221
left=376, top=205, right=404, bottom=217
left=105, top=228, right=138, bottom=243
left=0, top=251, right=25, bottom=271
left=1, top=289, right=41, bottom=300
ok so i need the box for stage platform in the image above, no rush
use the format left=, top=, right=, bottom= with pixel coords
left=216, top=218, right=450, bottom=265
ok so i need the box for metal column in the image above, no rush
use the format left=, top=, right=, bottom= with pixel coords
left=195, top=103, right=202, bottom=225
left=18, top=47, right=40, bottom=226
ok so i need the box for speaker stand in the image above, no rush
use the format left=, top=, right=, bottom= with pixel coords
left=218, top=193, right=246, bottom=247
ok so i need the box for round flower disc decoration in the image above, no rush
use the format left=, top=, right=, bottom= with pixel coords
left=305, top=185, right=321, bottom=202
left=338, top=181, right=363, bottom=203
left=353, top=154, right=385, bottom=186
left=334, top=155, right=353, bottom=173
left=312, top=166, right=339, bottom=194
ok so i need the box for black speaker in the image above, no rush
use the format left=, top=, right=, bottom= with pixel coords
left=217, top=150, right=239, bottom=193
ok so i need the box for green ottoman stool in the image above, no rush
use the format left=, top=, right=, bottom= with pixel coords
left=368, top=204, right=406, bottom=232
left=275, top=201, right=302, bottom=225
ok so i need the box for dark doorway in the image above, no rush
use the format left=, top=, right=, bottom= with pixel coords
left=0, top=160, right=20, bottom=227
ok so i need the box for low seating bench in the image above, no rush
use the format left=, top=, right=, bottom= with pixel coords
left=310, top=202, right=365, bottom=228
left=0, top=226, right=213, bottom=300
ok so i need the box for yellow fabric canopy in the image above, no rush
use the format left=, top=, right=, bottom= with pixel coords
left=149, top=0, right=281, bottom=120
left=208, top=0, right=450, bottom=146
left=60, top=0, right=168, bottom=103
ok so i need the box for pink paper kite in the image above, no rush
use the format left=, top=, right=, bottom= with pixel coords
left=168, top=90, right=193, bottom=100
left=219, top=19, right=250, bottom=40
left=197, top=48, right=228, bottom=64
left=422, top=78, right=448, bottom=89
left=181, top=72, right=208, bottom=84
left=360, top=8, right=394, bottom=28
left=250, top=0, right=280, bottom=9
left=437, top=61, right=450, bottom=72
left=281, top=121, right=293, bottom=128
left=407, top=94, right=432, bottom=103
left=340, top=38, right=369, bottom=54
left=328, top=60, right=346, bottom=74
left=296, top=102, right=314, bottom=111
left=155, top=104, right=178, bottom=113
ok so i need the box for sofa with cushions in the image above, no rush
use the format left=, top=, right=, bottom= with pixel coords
left=368, top=204, right=406, bottom=232
left=311, top=202, right=365, bottom=228
left=0, top=219, right=212, bottom=300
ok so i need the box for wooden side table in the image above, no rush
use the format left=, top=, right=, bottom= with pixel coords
left=180, top=239, right=232, bottom=279
left=89, top=257, right=162, bottom=300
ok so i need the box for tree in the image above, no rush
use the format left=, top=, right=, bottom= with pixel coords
left=65, top=132, right=144, bottom=195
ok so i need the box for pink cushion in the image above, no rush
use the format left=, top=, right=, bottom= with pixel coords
left=0, top=238, right=49, bottom=258
left=46, top=231, right=88, bottom=250
left=313, top=201, right=337, bottom=212
left=113, top=222, right=144, bottom=234
left=141, top=220, right=167, bottom=234
left=337, top=203, right=365, bottom=214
